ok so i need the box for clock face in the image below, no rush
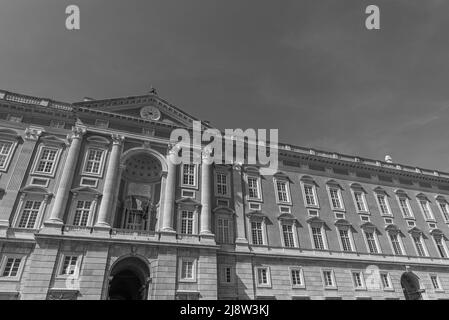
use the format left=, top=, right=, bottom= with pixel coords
left=140, top=106, right=161, bottom=121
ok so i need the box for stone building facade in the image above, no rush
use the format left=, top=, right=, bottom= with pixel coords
left=0, top=89, right=448, bottom=300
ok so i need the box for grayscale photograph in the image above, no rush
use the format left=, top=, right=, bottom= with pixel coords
left=0, top=0, right=448, bottom=307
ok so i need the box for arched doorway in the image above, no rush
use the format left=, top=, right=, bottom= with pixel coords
left=401, top=272, right=423, bottom=300
left=108, top=257, right=150, bottom=300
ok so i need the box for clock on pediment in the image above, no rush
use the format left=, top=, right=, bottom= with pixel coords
left=140, top=106, right=161, bottom=121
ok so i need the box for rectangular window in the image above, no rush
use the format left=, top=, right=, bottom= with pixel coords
left=354, top=191, right=367, bottom=212
left=73, top=201, right=92, bottom=227
left=182, top=164, right=196, bottom=187
left=7, top=115, right=22, bottom=123
left=290, top=268, right=303, bottom=287
left=247, top=177, right=260, bottom=199
left=439, top=202, right=449, bottom=222
left=220, top=266, right=232, bottom=284
left=377, top=194, right=391, bottom=215
left=419, top=200, right=434, bottom=220
left=251, top=221, right=264, bottom=245
left=312, top=227, right=325, bottom=250
left=60, top=256, right=78, bottom=275
left=256, top=267, right=270, bottom=286
left=84, top=148, right=104, bottom=175
left=180, top=260, right=194, bottom=280
left=18, top=200, right=42, bottom=229
left=390, top=233, right=403, bottom=255
left=413, top=235, right=427, bottom=257
left=0, top=140, right=14, bottom=169
left=431, top=275, right=442, bottom=290
left=50, top=120, right=65, bottom=129
left=322, top=270, right=335, bottom=287
left=365, top=231, right=379, bottom=254
left=352, top=272, right=365, bottom=289
left=282, top=224, right=295, bottom=248
left=35, top=147, right=59, bottom=174
left=216, top=172, right=229, bottom=196
left=217, top=218, right=231, bottom=244
left=1, top=257, right=22, bottom=277
left=275, top=180, right=290, bottom=203
left=434, top=237, right=447, bottom=258
left=399, top=197, right=413, bottom=218
left=339, top=229, right=353, bottom=252
left=303, top=184, right=317, bottom=206
left=329, top=188, right=343, bottom=210
left=380, top=273, right=392, bottom=289
left=180, top=210, right=194, bottom=234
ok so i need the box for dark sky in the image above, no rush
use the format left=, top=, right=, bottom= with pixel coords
left=1, top=0, right=449, bottom=171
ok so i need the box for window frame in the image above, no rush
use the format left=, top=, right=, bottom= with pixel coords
left=274, top=177, right=291, bottom=205
left=81, top=147, right=107, bottom=177
left=180, top=163, right=198, bottom=189
left=363, top=229, right=382, bottom=254
left=380, top=272, right=394, bottom=291
left=430, top=274, right=444, bottom=292
left=352, top=189, right=368, bottom=214
left=417, top=197, right=435, bottom=221
left=327, top=185, right=345, bottom=211
left=0, top=138, right=18, bottom=172
left=178, top=257, right=197, bottom=283
left=437, top=200, right=449, bottom=223
left=309, top=224, right=328, bottom=250
left=279, top=220, right=299, bottom=248
left=178, top=209, right=196, bottom=235
left=246, top=174, right=262, bottom=202
left=214, top=170, right=231, bottom=198
left=411, top=233, right=429, bottom=257
left=249, top=218, right=267, bottom=246
left=321, top=269, right=337, bottom=290
left=388, top=232, right=406, bottom=256
left=375, top=192, right=392, bottom=216
left=31, top=144, right=63, bottom=177
left=351, top=270, right=366, bottom=290
left=215, top=213, right=234, bottom=245
left=56, top=254, right=83, bottom=279
left=301, top=181, right=319, bottom=209
left=0, top=254, right=26, bottom=281
left=219, top=265, right=234, bottom=285
left=68, top=193, right=98, bottom=228
left=255, top=266, right=271, bottom=288
left=337, top=227, right=355, bottom=252
left=432, top=235, right=448, bottom=259
left=289, top=267, right=305, bottom=289
left=397, top=195, right=414, bottom=219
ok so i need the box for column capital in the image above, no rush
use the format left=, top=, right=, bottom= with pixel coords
left=202, top=146, right=214, bottom=165
left=68, top=126, right=87, bottom=141
left=24, top=126, right=44, bottom=141
left=111, top=133, right=125, bottom=146
left=232, top=162, right=244, bottom=172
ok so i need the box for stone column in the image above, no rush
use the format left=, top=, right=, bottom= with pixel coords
left=233, top=163, right=248, bottom=245
left=200, top=149, right=213, bottom=235
left=95, top=134, right=124, bottom=229
left=161, top=145, right=178, bottom=232
left=46, top=126, right=85, bottom=226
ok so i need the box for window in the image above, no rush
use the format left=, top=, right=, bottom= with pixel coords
left=215, top=172, right=230, bottom=197
left=365, top=231, right=379, bottom=254
left=179, top=259, right=196, bottom=282
left=328, top=187, right=344, bottom=210
left=60, top=256, right=78, bottom=276
left=216, top=217, right=231, bottom=244
left=83, top=148, right=105, bottom=175
left=181, top=164, right=197, bottom=187
left=398, top=197, right=413, bottom=218
left=339, top=229, right=353, bottom=252
left=389, top=233, right=404, bottom=255
left=290, top=268, right=304, bottom=288
left=438, top=201, right=449, bottom=222
left=220, top=265, right=233, bottom=284
left=380, top=273, right=392, bottom=290
left=180, top=210, right=194, bottom=234
left=303, top=184, right=318, bottom=207
left=353, top=191, right=367, bottom=212
left=311, top=226, right=326, bottom=250
left=430, top=275, right=442, bottom=291
left=256, top=267, right=271, bottom=287
left=282, top=224, right=296, bottom=248
left=251, top=221, right=264, bottom=245
left=17, top=200, right=42, bottom=229
left=247, top=176, right=261, bottom=200
left=322, top=270, right=336, bottom=288
left=434, top=236, right=448, bottom=258
left=50, top=120, right=65, bottom=129
left=419, top=199, right=434, bottom=220
left=275, top=179, right=290, bottom=204
left=73, top=200, right=92, bottom=227
left=7, top=114, right=22, bottom=123
left=376, top=194, right=391, bottom=216
left=34, top=147, right=60, bottom=175
left=0, top=140, right=15, bottom=170
left=1, top=257, right=22, bottom=278
left=412, top=234, right=427, bottom=257
left=352, top=271, right=365, bottom=289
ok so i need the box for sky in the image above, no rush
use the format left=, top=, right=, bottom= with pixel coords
left=1, top=0, right=449, bottom=171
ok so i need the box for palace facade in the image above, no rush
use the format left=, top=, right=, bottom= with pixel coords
left=0, top=89, right=448, bottom=300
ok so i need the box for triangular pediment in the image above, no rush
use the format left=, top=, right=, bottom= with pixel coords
left=74, top=94, right=211, bottom=130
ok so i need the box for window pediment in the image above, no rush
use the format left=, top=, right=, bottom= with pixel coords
left=40, top=135, right=68, bottom=147
left=373, top=187, right=389, bottom=196
left=395, top=189, right=410, bottom=199
left=430, top=228, right=448, bottom=240
left=277, top=213, right=300, bottom=225
left=273, top=171, right=291, bottom=182
left=71, top=187, right=102, bottom=197
left=350, top=183, right=366, bottom=193
left=416, top=193, right=430, bottom=201
left=213, top=206, right=235, bottom=215
left=385, top=224, right=405, bottom=237
left=334, top=219, right=356, bottom=232
left=306, top=216, right=330, bottom=230
left=86, top=135, right=110, bottom=145
left=360, top=222, right=381, bottom=235
left=246, top=211, right=272, bottom=224
left=435, top=195, right=447, bottom=203
left=0, top=128, right=22, bottom=141
left=19, top=185, right=52, bottom=197
left=326, top=179, right=343, bottom=190
left=175, top=197, right=202, bottom=209
left=408, top=226, right=427, bottom=238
